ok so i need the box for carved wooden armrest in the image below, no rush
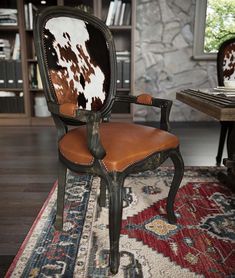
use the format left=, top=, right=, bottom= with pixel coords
left=48, top=101, right=106, bottom=160
left=137, top=93, right=172, bottom=131
left=115, top=93, right=172, bottom=131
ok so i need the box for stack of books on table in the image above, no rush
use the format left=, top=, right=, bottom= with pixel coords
left=116, top=51, right=131, bottom=89
left=0, top=9, right=18, bottom=26
left=106, top=0, right=131, bottom=26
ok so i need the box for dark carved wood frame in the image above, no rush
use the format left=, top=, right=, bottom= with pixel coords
left=34, top=6, right=184, bottom=274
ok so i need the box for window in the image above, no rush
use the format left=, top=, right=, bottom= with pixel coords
left=193, top=0, right=235, bottom=60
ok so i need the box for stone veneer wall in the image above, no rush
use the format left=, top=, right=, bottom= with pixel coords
left=134, top=0, right=217, bottom=122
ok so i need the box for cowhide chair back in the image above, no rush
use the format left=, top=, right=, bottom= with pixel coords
left=35, top=8, right=116, bottom=120
left=216, top=37, right=235, bottom=166
left=34, top=6, right=184, bottom=274
left=45, top=17, right=110, bottom=111
left=217, top=37, right=235, bottom=85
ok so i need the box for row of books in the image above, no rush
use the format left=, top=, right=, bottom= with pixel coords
left=0, top=9, right=17, bottom=26
left=0, top=60, right=23, bottom=89
left=116, top=51, right=130, bottom=88
left=24, top=3, right=37, bottom=30
left=0, top=92, right=24, bottom=114
left=106, top=0, right=131, bottom=26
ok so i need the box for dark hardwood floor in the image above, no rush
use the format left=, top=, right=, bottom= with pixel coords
left=0, top=122, right=225, bottom=277
left=0, top=127, right=58, bottom=277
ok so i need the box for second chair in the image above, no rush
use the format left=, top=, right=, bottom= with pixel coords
left=216, top=37, right=235, bottom=166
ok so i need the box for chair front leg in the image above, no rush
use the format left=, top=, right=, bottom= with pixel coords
left=107, top=174, right=124, bottom=274
left=54, top=160, right=67, bottom=231
left=167, top=149, right=184, bottom=224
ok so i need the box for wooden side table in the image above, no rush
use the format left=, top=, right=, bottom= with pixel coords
left=176, top=89, right=235, bottom=188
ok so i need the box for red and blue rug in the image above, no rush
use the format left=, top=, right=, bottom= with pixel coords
left=5, top=167, right=235, bottom=277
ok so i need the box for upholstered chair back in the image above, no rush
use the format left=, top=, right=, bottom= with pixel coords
left=217, top=38, right=235, bottom=86
left=34, top=8, right=116, bottom=116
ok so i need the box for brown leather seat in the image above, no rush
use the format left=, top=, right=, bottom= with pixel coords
left=59, top=122, right=179, bottom=171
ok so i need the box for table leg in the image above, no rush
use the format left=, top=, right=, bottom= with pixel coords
left=218, top=121, right=235, bottom=189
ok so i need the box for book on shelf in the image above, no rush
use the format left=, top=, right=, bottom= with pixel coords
left=116, top=59, right=122, bottom=88
left=12, top=33, right=20, bottom=60
left=123, top=3, right=131, bottom=25
left=36, top=64, right=43, bottom=90
left=0, top=9, right=17, bottom=26
left=24, top=4, right=29, bottom=29
left=106, top=1, right=115, bottom=26
left=105, top=2, right=113, bottom=25
left=29, top=63, right=43, bottom=90
left=15, top=60, right=23, bottom=88
left=122, top=58, right=130, bottom=88
left=29, top=63, right=37, bottom=89
left=118, top=3, right=126, bottom=25
left=0, top=60, right=6, bottom=88
left=6, top=60, right=16, bottom=88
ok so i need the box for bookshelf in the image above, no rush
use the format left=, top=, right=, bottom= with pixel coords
left=0, top=0, right=135, bottom=125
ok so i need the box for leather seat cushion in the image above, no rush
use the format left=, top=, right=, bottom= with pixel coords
left=59, top=122, right=179, bottom=172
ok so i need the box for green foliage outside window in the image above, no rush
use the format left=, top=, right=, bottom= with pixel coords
left=204, top=0, right=235, bottom=53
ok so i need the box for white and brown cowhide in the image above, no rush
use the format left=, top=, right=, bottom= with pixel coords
left=223, top=42, right=235, bottom=81
left=44, top=16, right=110, bottom=111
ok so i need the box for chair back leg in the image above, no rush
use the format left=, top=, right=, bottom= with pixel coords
left=98, top=178, right=107, bottom=207
left=216, top=122, right=228, bottom=166
left=167, top=149, right=184, bottom=224
left=54, top=161, right=67, bottom=230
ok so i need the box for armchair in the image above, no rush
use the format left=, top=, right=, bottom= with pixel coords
left=216, top=37, right=235, bottom=166
left=34, top=6, right=184, bottom=274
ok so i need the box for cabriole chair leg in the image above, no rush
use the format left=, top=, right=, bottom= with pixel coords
left=54, top=161, right=67, bottom=231
left=98, top=178, right=107, bottom=207
left=216, top=122, right=228, bottom=166
left=108, top=176, right=124, bottom=274
left=167, top=149, right=184, bottom=224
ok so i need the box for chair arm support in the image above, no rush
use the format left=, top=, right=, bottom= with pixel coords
left=48, top=102, right=106, bottom=159
left=115, top=93, right=172, bottom=131
left=86, top=113, right=106, bottom=160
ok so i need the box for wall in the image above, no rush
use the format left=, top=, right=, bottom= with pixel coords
left=134, top=0, right=217, bottom=122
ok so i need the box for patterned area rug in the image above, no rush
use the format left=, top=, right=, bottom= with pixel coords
left=5, top=167, right=235, bottom=278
